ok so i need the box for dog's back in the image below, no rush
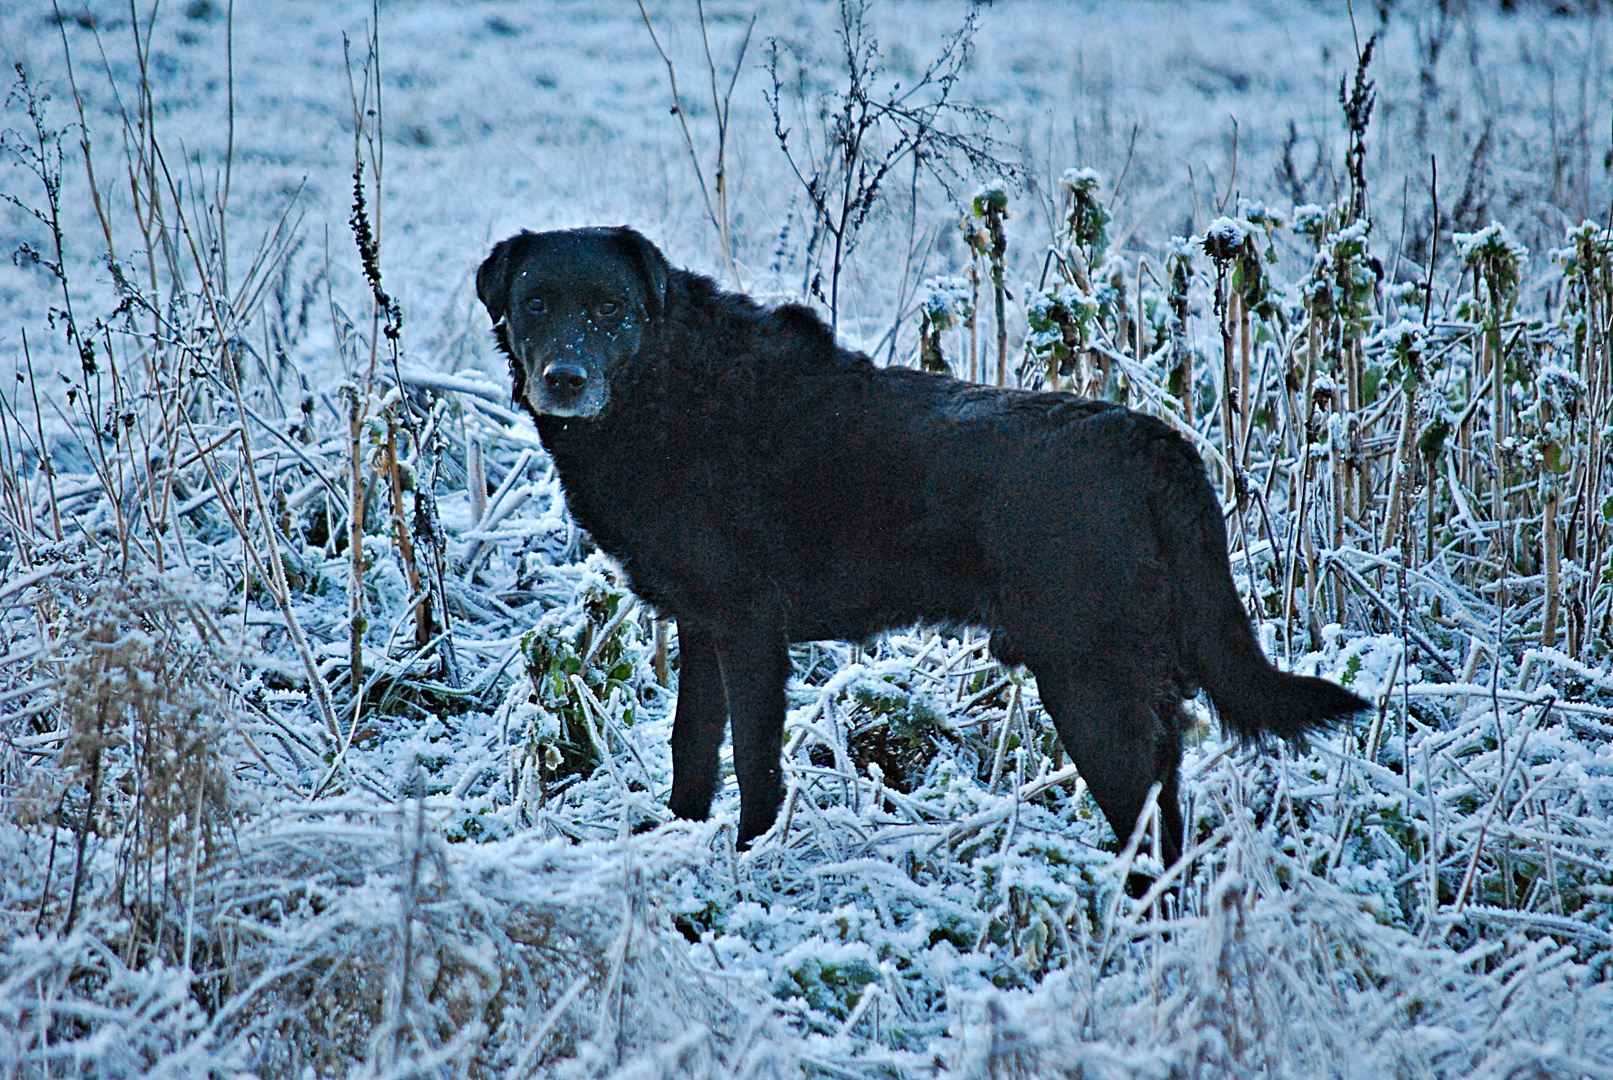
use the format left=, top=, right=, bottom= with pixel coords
left=741, top=351, right=1362, bottom=740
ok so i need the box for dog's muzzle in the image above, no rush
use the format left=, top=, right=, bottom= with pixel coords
left=521, top=343, right=607, bottom=419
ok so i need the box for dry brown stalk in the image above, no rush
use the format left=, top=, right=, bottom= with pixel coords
left=967, top=261, right=981, bottom=383
left=345, top=386, right=367, bottom=700
left=1217, top=275, right=1238, bottom=481
left=1381, top=379, right=1420, bottom=551
left=466, top=429, right=487, bottom=527
left=1543, top=488, right=1560, bottom=649
left=1237, top=293, right=1253, bottom=453
left=385, top=406, right=429, bottom=649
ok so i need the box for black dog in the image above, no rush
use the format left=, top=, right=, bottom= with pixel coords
left=477, top=226, right=1366, bottom=868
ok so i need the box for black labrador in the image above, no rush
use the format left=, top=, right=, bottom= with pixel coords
left=477, top=226, right=1366, bottom=868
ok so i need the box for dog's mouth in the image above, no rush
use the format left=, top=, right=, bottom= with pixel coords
left=529, top=395, right=602, bottom=419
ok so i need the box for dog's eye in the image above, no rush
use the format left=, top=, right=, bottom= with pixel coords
left=525, top=297, right=546, bottom=314
left=597, top=302, right=618, bottom=316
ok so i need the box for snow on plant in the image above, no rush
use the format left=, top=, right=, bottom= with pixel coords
left=1554, top=222, right=1613, bottom=329
left=1517, top=362, right=1584, bottom=480
left=1232, top=200, right=1284, bottom=317
left=917, top=277, right=972, bottom=331
left=1024, top=281, right=1097, bottom=381
left=1302, top=217, right=1380, bottom=340
left=1456, top=221, right=1529, bottom=324
left=1024, top=170, right=1132, bottom=395
left=1200, top=215, right=1249, bottom=259
left=1057, top=167, right=1110, bottom=272
left=1290, top=203, right=1335, bottom=248
left=969, top=183, right=1010, bottom=220
left=502, top=555, right=661, bottom=829
left=917, top=275, right=972, bottom=374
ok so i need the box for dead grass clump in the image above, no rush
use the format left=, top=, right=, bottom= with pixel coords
left=19, top=565, right=238, bottom=952
left=183, top=821, right=747, bottom=1078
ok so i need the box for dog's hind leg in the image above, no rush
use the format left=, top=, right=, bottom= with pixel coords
left=1031, top=659, right=1186, bottom=884
left=668, top=621, right=729, bottom=821
left=709, top=614, right=790, bottom=849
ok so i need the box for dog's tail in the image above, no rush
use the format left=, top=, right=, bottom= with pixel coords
left=1194, top=600, right=1368, bottom=741
left=1159, top=436, right=1368, bottom=742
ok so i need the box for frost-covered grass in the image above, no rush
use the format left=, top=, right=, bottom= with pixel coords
left=2, top=1, right=1613, bottom=1077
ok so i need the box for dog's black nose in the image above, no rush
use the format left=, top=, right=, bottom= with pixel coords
left=543, top=360, right=588, bottom=394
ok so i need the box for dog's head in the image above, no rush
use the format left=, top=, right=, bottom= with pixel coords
left=476, top=226, right=669, bottom=421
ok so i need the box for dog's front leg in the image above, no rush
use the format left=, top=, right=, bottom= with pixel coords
left=708, top=612, right=789, bottom=849
left=667, top=620, right=728, bottom=821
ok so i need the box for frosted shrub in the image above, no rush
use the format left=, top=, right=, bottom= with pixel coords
left=24, top=567, right=237, bottom=942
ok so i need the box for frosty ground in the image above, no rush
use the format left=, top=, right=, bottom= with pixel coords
left=1, top=1, right=1612, bottom=1077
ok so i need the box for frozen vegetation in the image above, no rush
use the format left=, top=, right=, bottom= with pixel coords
left=1, top=0, right=1612, bottom=1076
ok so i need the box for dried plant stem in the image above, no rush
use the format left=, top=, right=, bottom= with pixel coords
left=1381, top=378, right=1419, bottom=550
left=180, top=406, right=340, bottom=737
left=973, top=199, right=1010, bottom=387
left=1542, top=488, right=1560, bottom=648
left=1331, top=378, right=1347, bottom=621
left=653, top=619, right=670, bottom=687
left=1487, top=324, right=1505, bottom=524
left=345, top=387, right=367, bottom=700
left=21, top=332, right=61, bottom=543
left=390, top=770, right=427, bottom=1057
left=967, top=261, right=980, bottom=383
left=386, top=408, right=429, bottom=649
left=1285, top=463, right=1314, bottom=652
left=993, top=258, right=1008, bottom=388
left=1216, top=270, right=1238, bottom=484
left=1133, top=256, right=1147, bottom=365
left=634, top=0, right=746, bottom=285
left=63, top=732, right=103, bottom=934
left=1169, top=260, right=1193, bottom=426
left=1354, top=343, right=1371, bottom=528
left=1284, top=327, right=1321, bottom=651
left=1236, top=293, right=1253, bottom=452
left=466, top=429, right=486, bottom=526
left=180, top=775, right=205, bottom=972
left=0, top=396, right=31, bottom=557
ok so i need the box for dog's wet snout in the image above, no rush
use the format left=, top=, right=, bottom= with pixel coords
left=542, top=359, right=588, bottom=395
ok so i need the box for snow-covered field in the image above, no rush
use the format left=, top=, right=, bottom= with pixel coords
left=2, top=1, right=1612, bottom=1076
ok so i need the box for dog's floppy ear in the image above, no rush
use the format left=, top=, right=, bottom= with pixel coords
left=478, top=232, right=532, bottom=405
left=612, top=226, right=670, bottom=320
left=476, top=232, right=530, bottom=325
